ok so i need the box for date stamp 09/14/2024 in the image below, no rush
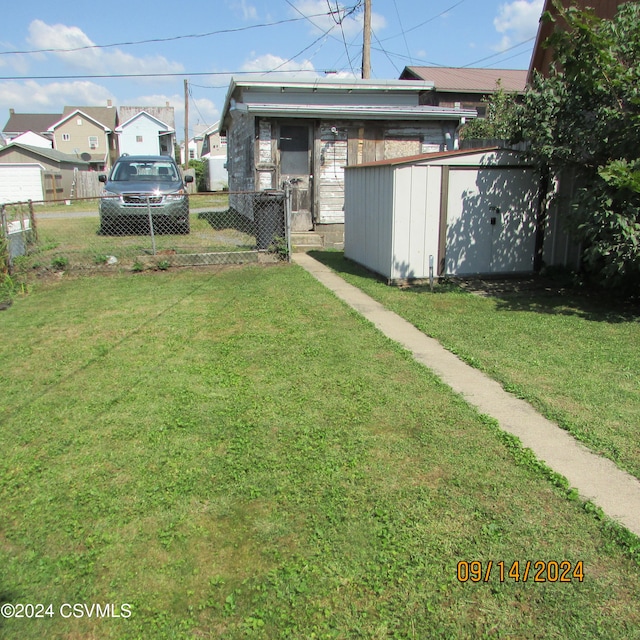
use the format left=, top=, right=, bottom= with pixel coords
left=457, top=560, right=584, bottom=583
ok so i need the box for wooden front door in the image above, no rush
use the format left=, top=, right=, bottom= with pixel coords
left=279, top=124, right=313, bottom=231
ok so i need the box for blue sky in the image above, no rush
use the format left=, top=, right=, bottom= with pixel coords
left=0, top=0, right=543, bottom=142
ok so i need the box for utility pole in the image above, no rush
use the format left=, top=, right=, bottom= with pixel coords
left=362, top=0, right=371, bottom=79
left=184, top=79, right=189, bottom=169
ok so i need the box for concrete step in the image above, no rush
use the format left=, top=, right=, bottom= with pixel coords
left=291, top=232, right=323, bottom=252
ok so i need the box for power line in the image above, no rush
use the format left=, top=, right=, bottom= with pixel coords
left=462, top=36, right=536, bottom=68
left=392, top=0, right=412, bottom=65
left=377, top=0, right=467, bottom=43
left=0, top=11, right=347, bottom=56
left=0, top=69, right=325, bottom=81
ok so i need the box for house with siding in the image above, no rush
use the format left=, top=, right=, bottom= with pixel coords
left=48, top=104, right=119, bottom=170
left=218, top=76, right=476, bottom=244
left=399, top=67, right=527, bottom=116
left=2, top=110, right=61, bottom=145
left=116, top=109, right=175, bottom=157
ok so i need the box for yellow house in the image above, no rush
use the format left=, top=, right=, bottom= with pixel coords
left=48, top=105, right=118, bottom=171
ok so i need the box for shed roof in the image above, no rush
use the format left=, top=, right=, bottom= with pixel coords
left=400, top=67, right=527, bottom=94
left=345, top=147, right=504, bottom=169
left=0, top=142, right=90, bottom=165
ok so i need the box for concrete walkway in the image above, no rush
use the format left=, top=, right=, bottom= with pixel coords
left=292, top=253, right=640, bottom=537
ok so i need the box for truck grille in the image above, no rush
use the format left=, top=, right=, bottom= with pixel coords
left=122, top=194, right=163, bottom=206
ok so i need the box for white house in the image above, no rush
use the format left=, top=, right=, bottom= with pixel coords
left=116, top=110, right=175, bottom=156
left=10, top=131, right=53, bottom=149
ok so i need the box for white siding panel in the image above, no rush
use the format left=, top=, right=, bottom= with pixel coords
left=345, top=165, right=394, bottom=278
left=391, top=165, right=441, bottom=280
left=0, top=165, right=44, bottom=204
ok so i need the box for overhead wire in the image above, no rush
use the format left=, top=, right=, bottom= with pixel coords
left=392, top=0, right=412, bottom=65
left=0, top=11, right=348, bottom=56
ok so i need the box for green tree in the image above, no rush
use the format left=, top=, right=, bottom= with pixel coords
left=188, top=159, right=207, bottom=192
left=460, top=81, right=521, bottom=142
left=521, top=1, right=640, bottom=289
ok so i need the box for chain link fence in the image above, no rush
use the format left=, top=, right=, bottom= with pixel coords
left=1, top=190, right=290, bottom=276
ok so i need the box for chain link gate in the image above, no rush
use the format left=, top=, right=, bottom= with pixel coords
left=3, top=189, right=291, bottom=274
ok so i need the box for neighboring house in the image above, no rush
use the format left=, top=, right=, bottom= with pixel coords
left=180, top=127, right=206, bottom=164
left=200, top=122, right=228, bottom=192
left=116, top=110, right=175, bottom=156
left=2, top=109, right=61, bottom=144
left=400, top=67, right=527, bottom=116
left=48, top=103, right=118, bottom=170
left=0, top=142, right=90, bottom=203
left=10, top=131, right=53, bottom=149
left=528, top=0, right=628, bottom=83
left=200, top=122, right=227, bottom=158
left=219, top=75, right=476, bottom=239
left=118, top=104, right=176, bottom=157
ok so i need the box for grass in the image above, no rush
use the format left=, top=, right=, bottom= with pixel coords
left=312, top=251, right=640, bottom=482
left=10, top=192, right=253, bottom=273
left=29, top=192, right=230, bottom=215
left=0, top=265, right=639, bottom=639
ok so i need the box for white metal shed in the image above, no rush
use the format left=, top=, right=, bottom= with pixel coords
left=0, top=164, right=44, bottom=204
left=344, top=148, right=542, bottom=282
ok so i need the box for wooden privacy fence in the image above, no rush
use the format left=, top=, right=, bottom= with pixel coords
left=73, top=170, right=102, bottom=199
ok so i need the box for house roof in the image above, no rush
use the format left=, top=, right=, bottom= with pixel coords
left=61, top=105, right=117, bottom=129
left=49, top=109, right=114, bottom=132
left=400, top=67, right=527, bottom=94
left=219, top=75, right=477, bottom=130
left=118, top=105, right=175, bottom=129
left=3, top=112, right=61, bottom=134
left=115, top=110, right=174, bottom=133
left=527, top=0, right=629, bottom=82
left=0, top=142, right=90, bottom=165
left=233, top=102, right=476, bottom=122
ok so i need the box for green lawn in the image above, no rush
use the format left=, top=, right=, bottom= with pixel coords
left=314, top=252, right=640, bottom=483
left=0, top=265, right=639, bottom=639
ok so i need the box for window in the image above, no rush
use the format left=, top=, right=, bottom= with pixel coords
left=136, top=135, right=143, bottom=143
left=77, top=118, right=83, bottom=126
left=189, top=148, right=196, bottom=159
left=279, top=125, right=309, bottom=175
left=62, top=133, right=70, bottom=142
left=88, top=136, right=99, bottom=150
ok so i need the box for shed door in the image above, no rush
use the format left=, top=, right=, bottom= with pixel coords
left=0, top=165, right=44, bottom=204
left=279, top=124, right=312, bottom=231
left=445, top=167, right=538, bottom=275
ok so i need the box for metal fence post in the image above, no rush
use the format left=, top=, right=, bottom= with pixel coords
left=0, top=205, right=10, bottom=275
left=284, top=183, right=292, bottom=262
left=146, top=196, right=157, bottom=255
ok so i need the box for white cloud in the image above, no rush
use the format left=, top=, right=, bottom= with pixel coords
left=493, top=0, right=543, bottom=50
left=27, top=20, right=184, bottom=77
left=228, top=0, right=258, bottom=21
left=0, top=80, right=114, bottom=113
left=241, top=53, right=319, bottom=78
